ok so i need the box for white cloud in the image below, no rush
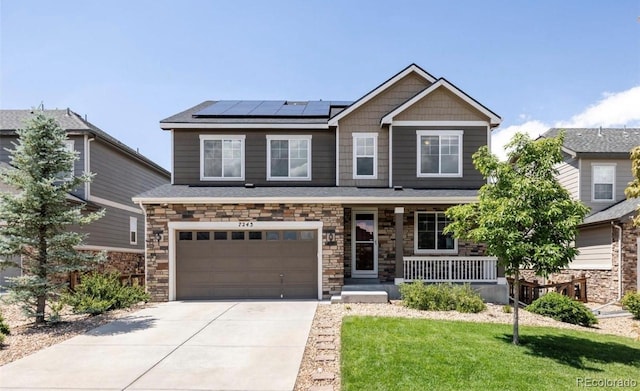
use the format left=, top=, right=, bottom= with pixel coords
left=556, top=86, right=640, bottom=128
left=491, top=120, right=549, bottom=161
left=491, top=85, right=640, bottom=160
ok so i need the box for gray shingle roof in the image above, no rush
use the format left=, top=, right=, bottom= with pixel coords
left=133, top=184, right=478, bottom=203
left=581, top=197, right=639, bottom=226
left=0, top=109, right=169, bottom=177
left=542, top=128, right=640, bottom=156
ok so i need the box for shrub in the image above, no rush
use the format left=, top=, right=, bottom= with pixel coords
left=621, top=292, right=640, bottom=319
left=526, top=292, right=597, bottom=327
left=0, top=311, right=9, bottom=344
left=400, top=282, right=486, bottom=313
left=65, top=272, right=149, bottom=315
left=502, top=304, right=513, bottom=313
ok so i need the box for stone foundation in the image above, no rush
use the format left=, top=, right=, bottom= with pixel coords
left=144, top=203, right=344, bottom=301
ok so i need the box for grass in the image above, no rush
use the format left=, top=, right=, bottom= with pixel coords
left=341, top=316, right=640, bottom=391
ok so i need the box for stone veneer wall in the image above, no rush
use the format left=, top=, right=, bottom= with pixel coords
left=344, top=206, right=488, bottom=282
left=144, top=203, right=344, bottom=301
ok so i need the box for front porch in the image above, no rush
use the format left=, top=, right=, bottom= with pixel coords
left=338, top=204, right=508, bottom=303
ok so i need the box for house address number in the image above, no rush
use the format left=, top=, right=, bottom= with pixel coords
left=238, top=222, right=254, bottom=227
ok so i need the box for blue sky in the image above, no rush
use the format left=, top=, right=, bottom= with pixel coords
left=1, top=0, right=639, bottom=169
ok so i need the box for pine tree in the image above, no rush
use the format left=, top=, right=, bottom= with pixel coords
left=0, top=113, right=105, bottom=324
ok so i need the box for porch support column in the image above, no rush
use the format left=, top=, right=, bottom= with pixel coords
left=394, top=207, right=404, bottom=285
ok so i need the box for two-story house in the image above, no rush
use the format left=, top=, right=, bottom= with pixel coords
left=539, top=128, right=640, bottom=303
left=0, top=109, right=170, bottom=284
left=133, top=64, right=506, bottom=302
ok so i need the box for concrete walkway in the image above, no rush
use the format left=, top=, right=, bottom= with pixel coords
left=0, top=300, right=318, bottom=391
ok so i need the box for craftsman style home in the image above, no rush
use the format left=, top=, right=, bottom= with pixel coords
left=0, top=109, right=170, bottom=284
left=134, top=64, right=506, bottom=301
left=539, top=128, right=640, bottom=303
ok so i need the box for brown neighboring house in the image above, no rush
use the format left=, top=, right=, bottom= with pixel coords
left=0, top=109, right=170, bottom=286
left=133, top=64, right=508, bottom=302
left=538, top=128, right=640, bottom=303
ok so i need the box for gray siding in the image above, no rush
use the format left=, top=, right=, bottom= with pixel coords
left=555, top=152, right=579, bottom=200
left=392, top=126, right=486, bottom=189
left=79, top=205, right=144, bottom=250
left=579, top=157, right=632, bottom=213
left=173, top=129, right=335, bottom=186
left=0, top=134, right=85, bottom=198
left=570, top=225, right=612, bottom=269
left=90, top=139, right=168, bottom=206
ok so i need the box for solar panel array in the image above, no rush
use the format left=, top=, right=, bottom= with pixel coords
left=193, top=100, right=351, bottom=118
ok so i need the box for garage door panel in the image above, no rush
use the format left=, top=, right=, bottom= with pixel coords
left=176, top=229, right=318, bottom=300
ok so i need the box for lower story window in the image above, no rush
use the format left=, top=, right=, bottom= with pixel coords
left=415, top=212, right=456, bottom=252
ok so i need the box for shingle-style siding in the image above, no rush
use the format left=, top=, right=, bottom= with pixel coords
left=0, top=134, right=86, bottom=198
left=90, top=139, right=168, bottom=206
left=173, top=129, right=336, bottom=186
left=556, top=152, right=580, bottom=200
left=395, top=87, right=489, bottom=122
left=338, top=73, right=431, bottom=187
left=392, top=126, right=486, bottom=189
left=579, top=158, right=632, bottom=213
left=570, top=225, right=612, bottom=269
left=79, top=205, right=144, bottom=250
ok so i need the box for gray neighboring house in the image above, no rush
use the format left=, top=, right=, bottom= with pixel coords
left=134, top=64, right=507, bottom=302
left=539, top=128, right=640, bottom=303
left=0, top=109, right=170, bottom=285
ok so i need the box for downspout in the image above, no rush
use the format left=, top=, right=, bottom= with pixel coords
left=86, top=137, right=95, bottom=199
left=613, top=222, right=623, bottom=301
left=138, top=201, right=148, bottom=291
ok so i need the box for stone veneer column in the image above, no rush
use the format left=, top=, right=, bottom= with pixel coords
left=394, top=207, right=404, bottom=284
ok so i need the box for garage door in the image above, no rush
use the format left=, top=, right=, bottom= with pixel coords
left=175, top=229, right=318, bottom=300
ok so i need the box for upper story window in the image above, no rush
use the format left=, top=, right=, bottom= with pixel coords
left=592, top=163, right=615, bottom=202
left=267, top=135, right=311, bottom=180
left=199, top=135, right=245, bottom=181
left=352, top=133, right=377, bottom=179
left=56, top=140, right=75, bottom=181
left=414, top=211, right=457, bottom=254
left=416, top=130, right=463, bottom=177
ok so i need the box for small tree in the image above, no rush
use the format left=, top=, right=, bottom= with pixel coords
left=624, top=146, right=640, bottom=226
left=444, top=132, right=589, bottom=345
left=0, top=113, right=105, bottom=324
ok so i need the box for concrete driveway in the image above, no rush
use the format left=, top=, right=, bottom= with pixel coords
left=0, top=300, right=318, bottom=391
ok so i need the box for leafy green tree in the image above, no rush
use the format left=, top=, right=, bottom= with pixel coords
left=624, top=146, right=640, bottom=226
left=0, top=114, right=104, bottom=324
left=444, top=132, right=589, bottom=344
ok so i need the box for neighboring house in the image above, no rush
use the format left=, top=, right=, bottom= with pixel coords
left=539, top=128, right=640, bottom=303
left=0, top=109, right=171, bottom=282
left=133, top=64, right=505, bottom=302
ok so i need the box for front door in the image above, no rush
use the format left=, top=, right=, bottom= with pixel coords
left=352, top=210, right=378, bottom=278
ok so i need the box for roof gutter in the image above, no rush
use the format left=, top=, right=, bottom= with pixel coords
left=131, top=196, right=478, bottom=205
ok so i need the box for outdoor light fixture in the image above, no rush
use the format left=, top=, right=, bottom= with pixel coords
left=153, top=230, right=163, bottom=245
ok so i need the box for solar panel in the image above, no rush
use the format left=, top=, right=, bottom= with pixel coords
left=193, top=100, right=350, bottom=118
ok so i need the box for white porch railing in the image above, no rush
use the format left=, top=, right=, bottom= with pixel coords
left=403, top=256, right=498, bottom=283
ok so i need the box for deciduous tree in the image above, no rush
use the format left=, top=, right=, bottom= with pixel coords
left=444, top=132, right=589, bottom=344
left=0, top=114, right=104, bottom=324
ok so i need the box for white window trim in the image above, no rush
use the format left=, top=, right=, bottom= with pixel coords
left=414, top=211, right=458, bottom=254
left=416, top=130, right=463, bottom=178
left=199, top=135, right=246, bottom=181
left=352, top=133, right=378, bottom=179
left=129, top=216, right=138, bottom=245
left=64, top=139, right=75, bottom=179
left=591, top=163, right=616, bottom=202
left=266, top=135, right=312, bottom=181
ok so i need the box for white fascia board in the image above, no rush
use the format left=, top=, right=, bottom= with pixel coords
left=328, top=65, right=437, bottom=126
left=380, top=79, right=501, bottom=126
left=160, top=122, right=329, bottom=130
left=75, top=245, right=145, bottom=254
left=132, top=196, right=478, bottom=205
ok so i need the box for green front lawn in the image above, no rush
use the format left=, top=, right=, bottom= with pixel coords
left=341, top=317, right=640, bottom=391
